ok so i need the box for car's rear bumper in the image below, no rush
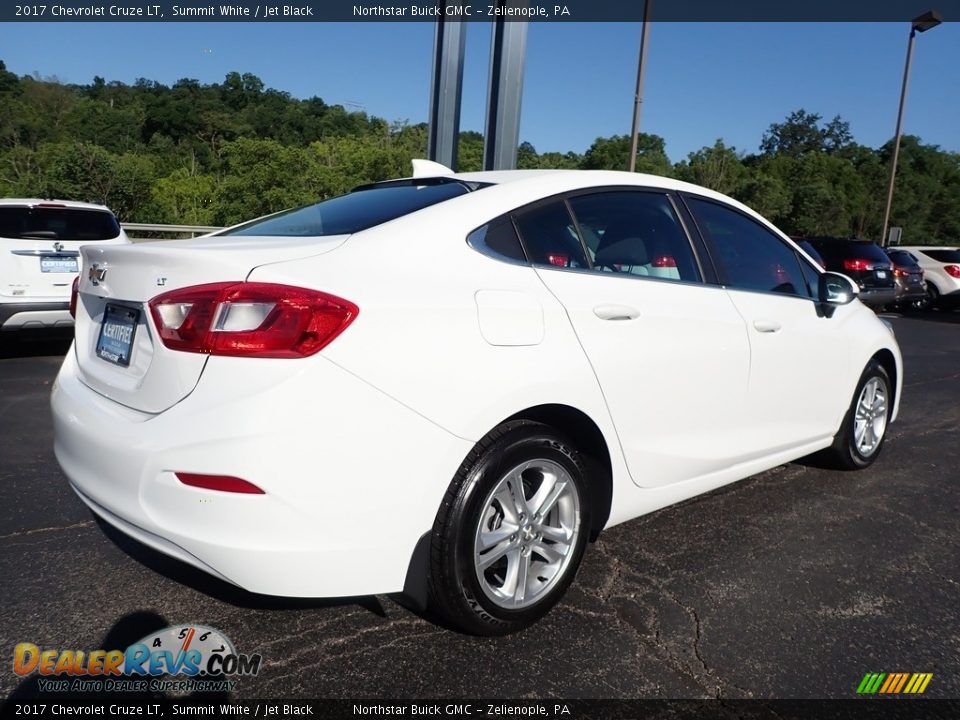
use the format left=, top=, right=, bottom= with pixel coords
left=856, top=287, right=897, bottom=308
left=51, top=347, right=472, bottom=598
left=0, top=301, right=72, bottom=330
left=892, top=284, right=926, bottom=304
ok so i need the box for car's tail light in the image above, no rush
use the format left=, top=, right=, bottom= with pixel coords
left=69, top=276, right=80, bottom=318
left=894, top=268, right=907, bottom=278
left=176, top=472, right=264, bottom=494
left=945, top=265, right=960, bottom=278
left=149, top=282, right=358, bottom=358
left=651, top=255, right=677, bottom=268
left=547, top=254, right=569, bottom=267
left=843, top=259, right=873, bottom=272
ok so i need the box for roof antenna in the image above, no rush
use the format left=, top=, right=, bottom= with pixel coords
left=412, top=159, right=454, bottom=178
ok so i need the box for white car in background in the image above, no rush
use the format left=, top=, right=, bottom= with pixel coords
left=1, top=199, right=129, bottom=331
left=897, top=245, right=960, bottom=309
left=52, top=166, right=902, bottom=635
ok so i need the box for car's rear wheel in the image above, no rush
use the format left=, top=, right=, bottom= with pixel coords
left=913, top=282, right=940, bottom=311
left=819, top=360, right=892, bottom=470
left=427, top=421, right=591, bottom=635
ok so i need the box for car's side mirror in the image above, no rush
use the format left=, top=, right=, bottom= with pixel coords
left=819, top=272, right=858, bottom=305
left=817, top=272, right=858, bottom=316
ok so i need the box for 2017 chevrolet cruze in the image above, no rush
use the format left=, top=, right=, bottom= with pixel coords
left=52, top=166, right=902, bottom=635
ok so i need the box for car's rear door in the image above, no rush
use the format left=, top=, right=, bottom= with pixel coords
left=517, top=189, right=752, bottom=488
left=682, top=195, right=851, bottom=452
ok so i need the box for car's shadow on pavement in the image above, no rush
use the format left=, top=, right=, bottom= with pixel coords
left=94, top=517, right=388, bottom=617
left=0, top=329, right=73, bottom=359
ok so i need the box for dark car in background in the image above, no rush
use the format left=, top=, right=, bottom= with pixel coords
left=793, top=239, right=826, bottom=270
left=884, top=248, right=926, bottom=308
left=802, top=237, right=896, bottom=309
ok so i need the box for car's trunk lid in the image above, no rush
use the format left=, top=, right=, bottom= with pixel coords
left=73, top=234, right=348, bottom=413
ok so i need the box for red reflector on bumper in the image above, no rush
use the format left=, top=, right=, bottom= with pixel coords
left=175, top=473, right=265, bottom=494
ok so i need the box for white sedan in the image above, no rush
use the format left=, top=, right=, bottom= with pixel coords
left=52, top=166, right=902, bottom=635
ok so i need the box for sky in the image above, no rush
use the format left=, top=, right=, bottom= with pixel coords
left=1, top=21, right=958, bottom=163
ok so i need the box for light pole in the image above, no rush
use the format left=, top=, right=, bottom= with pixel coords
left=628, top=0, right=652, bottom=172
left=880, top=10, right=942, bottom=247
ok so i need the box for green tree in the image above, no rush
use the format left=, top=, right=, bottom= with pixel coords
left=675, top=140, right=745, bottom=195
left=760, top=109, right=852, bottom=157
left=581, top=133, right=671, bottom=175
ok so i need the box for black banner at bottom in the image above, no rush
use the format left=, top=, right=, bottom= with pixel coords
left=2, top=699, right=959, bottom=720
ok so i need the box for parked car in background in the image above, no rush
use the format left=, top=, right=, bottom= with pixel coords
left=884, top=248, right=927, bottom=308
left=896, top=246, right=960, bottom=309
left=1, top=199, right=129, bottom=331
left=53, top=167, right=902, bottom=635
left=802, top=237, right=896, bottom=309
left=793, top=238, right=826, bottom=270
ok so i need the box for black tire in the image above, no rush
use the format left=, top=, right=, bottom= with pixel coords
left=818, top=360, right=892, bottom=470
left=427, top=420, right=591, bottom=636
left=915, top=282, right=940, bottom=311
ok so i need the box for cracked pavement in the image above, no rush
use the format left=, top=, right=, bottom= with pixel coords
left=1, top=312, right=958, bottom=700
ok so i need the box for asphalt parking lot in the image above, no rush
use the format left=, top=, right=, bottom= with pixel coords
left=1, top=311, right=958, bottom=701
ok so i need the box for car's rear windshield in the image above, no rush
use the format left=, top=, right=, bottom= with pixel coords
left=221, top=181, right=474, bottom=237
left=886, top=250, right=920, bottom=267
left=921, top=249, right=960, bottom=263
left=0, top=206, right=121, bottom=241
left=813, top=239, right=889, bottom=262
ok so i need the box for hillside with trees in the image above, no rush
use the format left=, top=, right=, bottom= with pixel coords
left=1, top=61, right=957, bottom=244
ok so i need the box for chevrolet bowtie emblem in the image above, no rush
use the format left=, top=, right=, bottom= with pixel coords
left=88, top=264, right=107, bottom=286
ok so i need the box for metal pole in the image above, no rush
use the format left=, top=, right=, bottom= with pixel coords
left=483, top=4, right=529, bottom=171
left=880, top=28, right=916, bottom=247
left=427, top=3, right=466, bottom=170
left=628, top=0, right=652, bottom=172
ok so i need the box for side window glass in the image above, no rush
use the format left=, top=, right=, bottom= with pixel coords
left=467, top=217, right=526, bottom=263
left=568, top=192, right=700, bottom=282
left=513, top=201, right=589, bottom=269
left=686, top=197, right=812, bottom=298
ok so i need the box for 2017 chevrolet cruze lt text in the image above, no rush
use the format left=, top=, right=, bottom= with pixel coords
left=52, top=167, right=902, bottom=635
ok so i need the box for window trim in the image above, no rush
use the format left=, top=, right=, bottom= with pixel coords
left=679, top=192, right=821, bottom=302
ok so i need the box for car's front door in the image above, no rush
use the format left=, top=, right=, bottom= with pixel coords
left=683, top=195, right=850, bottom=453
left=514, top=191, right=752, bottom=488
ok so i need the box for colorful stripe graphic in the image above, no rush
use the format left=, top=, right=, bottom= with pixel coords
left=857, top=672, right=933, bottom=694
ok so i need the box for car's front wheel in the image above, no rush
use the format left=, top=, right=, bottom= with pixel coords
left=428, top=421, right=591, bottom=635
left=819, top=360, right=892, bottom=470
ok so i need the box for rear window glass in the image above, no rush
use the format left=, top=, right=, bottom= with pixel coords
left=513, top=201, right=589, bottom=269
left=886, top=250, right=920, bottom=267
left=468, top=217, right=526, bottom=263
left=0, top=207, right=120, bottom=241
left=814, top=240, right=889, bottom=262
left=222, top=182, right=471, bottom=237
left=922, top=249, right=960, bottom=263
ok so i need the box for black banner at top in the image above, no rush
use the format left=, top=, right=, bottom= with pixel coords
left=0, top=0, right=957, bottom=23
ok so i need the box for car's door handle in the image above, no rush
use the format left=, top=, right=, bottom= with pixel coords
left=593, top=304, right=641, bottom=321
left=752, top=319, right=782, bottom=333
